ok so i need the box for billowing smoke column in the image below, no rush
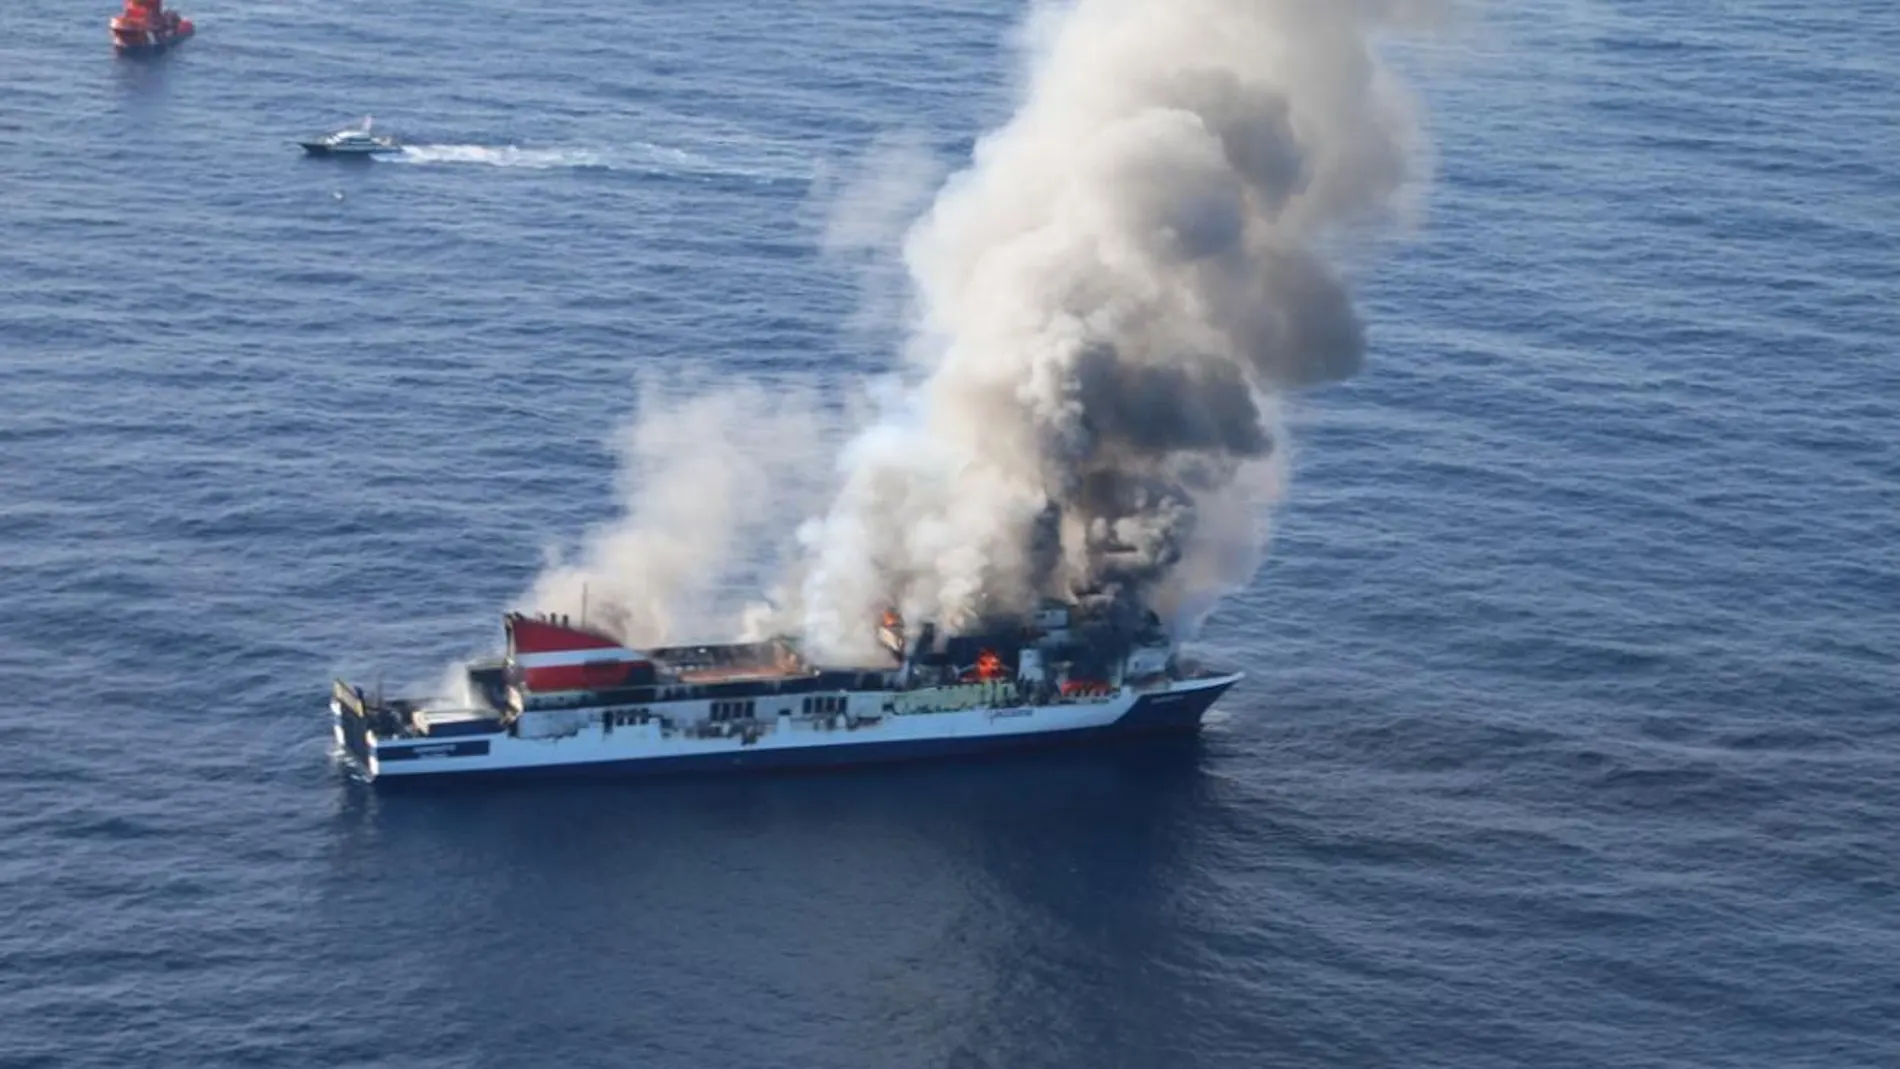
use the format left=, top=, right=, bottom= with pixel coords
left=791, top=0, right=1441, bottom=659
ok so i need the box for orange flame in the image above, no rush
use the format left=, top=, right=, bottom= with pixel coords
left=971, top=649, right=1004, bottom=681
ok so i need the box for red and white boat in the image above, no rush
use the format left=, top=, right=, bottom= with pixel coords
left=110, top=0, right=194, bottom=55
left=331, top=601, right=1241, bottom=783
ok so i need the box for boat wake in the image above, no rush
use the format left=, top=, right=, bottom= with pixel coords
left=387, top=140, right=799, bottom=180
left=391, top=144, right=610, bottom=170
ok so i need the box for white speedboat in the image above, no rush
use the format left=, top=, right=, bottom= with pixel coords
left=297, top=117, right=403, bottom=158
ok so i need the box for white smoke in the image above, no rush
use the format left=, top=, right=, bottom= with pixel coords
left=523, top=375, right=841, bottom=648
left=807, top=130, right=948, bottom=344
left=522, top=0, right=1445, bottom=659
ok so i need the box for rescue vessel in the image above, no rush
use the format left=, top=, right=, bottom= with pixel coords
left=332, top=601, right=1240, bottom=782
left=110, top=0, right=193, bottom=55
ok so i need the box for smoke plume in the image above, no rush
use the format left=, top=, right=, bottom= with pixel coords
left=523, top=0, right=1443, bottom=659
left=524, top=375, right=841, bottom=647
left=787, top=0, right=1442, bottom=658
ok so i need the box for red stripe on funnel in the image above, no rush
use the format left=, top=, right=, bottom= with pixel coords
left=507, top=613, right=623, bottom=655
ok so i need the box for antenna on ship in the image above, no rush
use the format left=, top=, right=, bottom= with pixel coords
left=580, top=583, right=589, bottom=627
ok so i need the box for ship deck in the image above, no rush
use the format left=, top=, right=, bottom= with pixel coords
left=672, top=664, right=816, bottom=685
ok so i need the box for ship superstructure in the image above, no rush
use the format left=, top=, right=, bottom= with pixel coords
left=331, top=602, right=1240, bottom=782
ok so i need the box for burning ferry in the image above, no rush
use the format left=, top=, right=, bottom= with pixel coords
left=331, top=601, right=1241, bottom=782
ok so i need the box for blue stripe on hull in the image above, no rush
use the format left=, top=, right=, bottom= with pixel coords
left=377, top=739, right=492, bottom=762
left=367, top=679, right=1236, bottom=786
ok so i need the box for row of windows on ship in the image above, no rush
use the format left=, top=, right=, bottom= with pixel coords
left=600, top=695, right=853, bottom=727
left=707, top=695, right=850, bottom=722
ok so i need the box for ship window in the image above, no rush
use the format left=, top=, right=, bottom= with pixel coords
left=711, top=700, right=756, bottom=722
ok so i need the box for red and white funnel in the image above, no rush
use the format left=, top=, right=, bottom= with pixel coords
left=504, top=613, right=653, bottom=692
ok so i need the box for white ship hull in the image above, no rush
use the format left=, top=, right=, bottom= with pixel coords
left=333, top=672, right=1238, bottom=783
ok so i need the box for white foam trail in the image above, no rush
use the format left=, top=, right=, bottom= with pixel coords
left=392, top=144, right=609, bottom=170
left=388, top=139, right=810, bottom=179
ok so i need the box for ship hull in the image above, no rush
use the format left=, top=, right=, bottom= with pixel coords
left=112, top=27, right=193, bottom=55
left=298, top=144, right=403, bottom=158
left=335, top=674, right=1238, bottom=785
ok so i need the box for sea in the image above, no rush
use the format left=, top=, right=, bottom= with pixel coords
left=2, top=0, right=1897, bottom=1066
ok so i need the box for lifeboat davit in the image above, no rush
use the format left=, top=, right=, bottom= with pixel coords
left=110, top=0, right=194, bottom=55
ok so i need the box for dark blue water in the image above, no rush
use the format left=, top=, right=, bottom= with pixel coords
left=4, top=1, right=1897, bottom=1066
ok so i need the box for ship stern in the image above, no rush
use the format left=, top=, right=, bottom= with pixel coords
left=330, top=679, right=376, bottom=772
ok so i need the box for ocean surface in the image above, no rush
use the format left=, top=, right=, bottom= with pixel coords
left=3, top=0, right=1897, bottom=1066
